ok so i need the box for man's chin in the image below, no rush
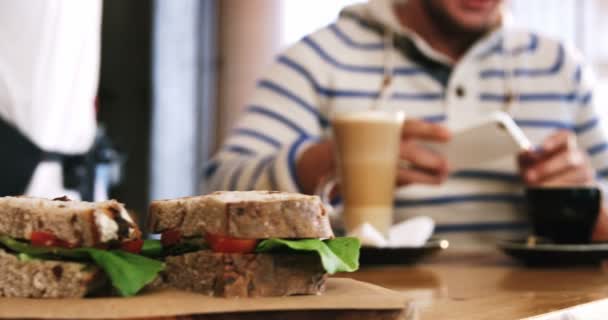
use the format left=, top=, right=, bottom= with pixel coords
left=455, top=19, right=498, bottom=33
left=423, top=1, right=499, bottom=35
left=434, top=16, right=497, bottom=36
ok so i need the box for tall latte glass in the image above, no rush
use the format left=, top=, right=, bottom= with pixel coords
left=328, top=110, right=405, bottom=236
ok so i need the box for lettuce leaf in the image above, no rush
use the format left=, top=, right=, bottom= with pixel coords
left=0, top=236, right=164, bottom=296
left=86, top=249, right=164, bottom=296
left=256, top=237, right=360, bottom=274
left=141, top=239, right=163, bottom=257
left=141, top=239, right=206, bottom=258
left=143, top=237, right=361, bottom=275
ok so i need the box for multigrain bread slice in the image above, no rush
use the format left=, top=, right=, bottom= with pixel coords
left=149, top=191, right=334, bottom=239
left=160, top=250, right=327, bottom=297
left=0, top=249, right=105, bottom=298
left=0, top=196, right=140, bottom=247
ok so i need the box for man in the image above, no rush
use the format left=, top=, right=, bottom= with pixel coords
left=205, top=0, right=608, bottom=245
left=0, top=0, right=102, bottom=199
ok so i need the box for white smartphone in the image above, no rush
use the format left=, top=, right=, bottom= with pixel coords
left=425, top=112, right=532, bottom=170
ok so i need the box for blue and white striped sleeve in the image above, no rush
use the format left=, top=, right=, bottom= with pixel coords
left=203, top=40, right=329, bottom=193
left=570, top=62, right=608, bottom=181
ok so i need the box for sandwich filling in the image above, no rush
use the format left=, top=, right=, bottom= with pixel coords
left=0, top=235, right=164, bottom=297
left=147, top=230, right=361, bottom=274
left=94, top=211, right=120, bottom=242
left=90, top=202, right=140, bottom=247
left=0, top=197, right=163, bottom=297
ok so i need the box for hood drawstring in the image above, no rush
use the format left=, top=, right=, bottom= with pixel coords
left=375, top=28, right=395, bottom=110
left=502, top=33, right=518, bottom=114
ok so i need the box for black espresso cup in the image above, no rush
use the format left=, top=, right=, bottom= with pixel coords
left=525, top=187, right=601, bottom=244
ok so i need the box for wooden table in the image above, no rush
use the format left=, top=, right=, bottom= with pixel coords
left=61, top=251, right=608, bottom=320
left=341, top=250, right=608, bottom=319
left=120, top=250, right=608, bottom=320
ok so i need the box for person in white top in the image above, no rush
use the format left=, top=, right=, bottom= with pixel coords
left=206, top=0, right=608, bottom=245
left=0, top=0, right=102, bottom=199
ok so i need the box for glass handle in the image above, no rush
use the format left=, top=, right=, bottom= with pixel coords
left=314, top=173, right=337, bottom=207
left=314, top=173, right=343, bottom=232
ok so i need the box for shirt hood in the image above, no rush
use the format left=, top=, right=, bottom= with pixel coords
left=340, top=0, right=456, bottom=65
left=339, top=0, right=405, bottom=34
left=340, top=0, right=509, bottom=66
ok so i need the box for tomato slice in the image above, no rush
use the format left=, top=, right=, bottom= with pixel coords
left=204, top=233, right=259, bottom=253
left=54, top=238, right=78, bottom=249
left=30, top=231, right=58, bottom=247
left=30, top=231, right=77, bottom=248
left=120, top=239, right=144, bottom=254
left=161, top=229, right=181, bottom=247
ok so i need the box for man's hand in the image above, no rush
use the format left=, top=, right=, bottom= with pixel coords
left=518, top=130, right=595, bottom=187
left=296, top=140, right=334, bottom=195
left=518, top=130, right=608, bottom=242
left=397, top=119, right=451, bottom=186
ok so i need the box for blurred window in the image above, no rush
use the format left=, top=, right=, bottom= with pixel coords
left=510, top=0, right=608, bottom=118
left=280, top=0, right=365, bottom=47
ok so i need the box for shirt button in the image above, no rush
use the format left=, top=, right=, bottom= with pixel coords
left=455, top=86, right=466, bottom=98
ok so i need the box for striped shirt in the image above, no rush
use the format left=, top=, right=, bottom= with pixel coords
left=204, top=1, right=608, bottom=247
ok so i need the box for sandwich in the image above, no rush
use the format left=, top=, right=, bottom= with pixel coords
left=0, top=196, right=164, bottom=298
left=147, top=191, right=360, bottom=297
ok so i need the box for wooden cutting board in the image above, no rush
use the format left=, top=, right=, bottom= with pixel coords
left=0, top=278, right=409, bottom=320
